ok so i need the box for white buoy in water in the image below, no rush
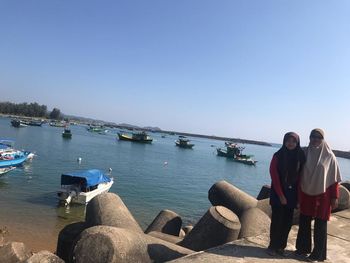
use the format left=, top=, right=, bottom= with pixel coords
left=164, top=161, right=168, bottom=166
left=77, top=157, right=82, bottom=164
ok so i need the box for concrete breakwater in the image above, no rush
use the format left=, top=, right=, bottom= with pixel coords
left=1, top=180, right=350, bottom=262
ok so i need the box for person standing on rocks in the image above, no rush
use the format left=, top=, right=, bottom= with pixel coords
left=296, top=128, right=341, bottom=262
left=267, top=132, right=306, bottom=256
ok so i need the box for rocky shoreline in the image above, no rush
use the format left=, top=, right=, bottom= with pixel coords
left=1, top=181, right=349, bottom=263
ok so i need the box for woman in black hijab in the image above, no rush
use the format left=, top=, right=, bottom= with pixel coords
left=267, top=132, right=306, bottom=256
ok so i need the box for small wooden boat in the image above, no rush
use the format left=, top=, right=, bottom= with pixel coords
left=87, top=125, right=104, bottom=133
left=27, top=120, right=43, bottom=126
left=233, top=156, right=257, bottom=165
left=0, top=167, right=16, bottom=176
left=175, top=137, right=194, bottom=149
left=216, top=144, right=241, bottom=157
left=57, top=169, right=113, bottom=205
left=49, top=122, right=66, bottom=127
left=11, top=119, right=28, bottom=128
left=62, top=128, right=72, bottom=139
left=117, top=132, right=153, bottom=143
left=0, top=151, right=32, bottom=168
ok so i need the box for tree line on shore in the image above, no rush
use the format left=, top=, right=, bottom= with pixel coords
left=0, top=101, right=62, bottom=119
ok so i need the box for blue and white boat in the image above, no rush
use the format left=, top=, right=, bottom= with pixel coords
left=57, top=169, right=114, bottom=205
left=0, top=139, right=34, bottom=168
left=0, top=151, right=33, bottom=168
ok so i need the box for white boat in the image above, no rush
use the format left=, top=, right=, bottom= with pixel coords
left=57, top=169, right=113, bottom=205
left=0, top=167, right=16, bottom=176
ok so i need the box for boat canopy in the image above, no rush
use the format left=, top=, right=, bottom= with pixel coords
left=61, top=169, right=111, bottom=187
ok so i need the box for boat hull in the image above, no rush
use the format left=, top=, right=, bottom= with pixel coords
left=233, top=158, right=257, bottom=165
left=117, top=133, right=153, bottom=143
left=175, top=141, right=194, bottom=148
left=58, top=180, right=114, bottom=205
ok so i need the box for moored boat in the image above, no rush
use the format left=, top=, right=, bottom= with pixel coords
left=233, top=156, right=257, bottom=165
left=87, top=125, right=104, bottom=133
left=62, top=128, right=72, bottom=138
left=117, top=132, right=153, bottom=143
left=26, top=120, right=43, bottom=126
left=57, top=169, right=113, bottom=205
left=217, top=143, right=257, bottom=165
left=216, top=143, right=241, bottom=158
left=49, top=122, right=66, bottom=127
left=0, top=151, right=32, bottom=168
left=11, top=119, right=28, bottom=128
left=175, top=137, right=194, bottom=149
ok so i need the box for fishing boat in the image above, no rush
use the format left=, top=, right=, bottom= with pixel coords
left=217, top=143, right=257, bottom=165
left=0, top=151, right=33, bottom=168
left=87, top=125, right=104, bottom=133
left=175, top=137, right=194, bottom=149
left=57, top=169, right=114, bottom=205
left=233, top=156, right=257, bottom=165
left=11, top=119, right=28, bottom=128
left=117, top=132, right=153, bottom=143
left=62, top=128, right=72, bottom=138
left=26, top=120, right=43, bottom=126
left=0, top=167, right=16, bottom=176
left=49, top=122, right=66, bottom=127
left=216, top=144, right=241, bottom=157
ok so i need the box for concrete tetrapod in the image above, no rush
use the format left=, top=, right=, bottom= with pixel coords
left=238, top=207, right=271, bottom=239
left=208, top=180, right=258, bottom=217
left=341, top=181, right=350, bottom=192
left=0, top=242, right=31, bottom=263
left=73, top=226, right=194, bottom=263
left=182, top=226, right=193, bottom=235
left=26, top=250, right=65, bottom=263
left=147, top=231, right=183, bottom=244
left=145, top=209, right=182, bottom=236
left=56, top=221, right=87, bottom=263
left=85, top=193, right=143, bottom=233
left=256, top=198, right=272, bottom=218
left=180, top=206, right=241, bottom=251
left=333, top=185, right=350, bottom=212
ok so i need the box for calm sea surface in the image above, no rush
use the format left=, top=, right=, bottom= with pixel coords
left=0, top=116, right=349, bottom=251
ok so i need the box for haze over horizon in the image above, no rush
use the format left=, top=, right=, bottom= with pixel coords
left=1, top=1, right=350, bottom=150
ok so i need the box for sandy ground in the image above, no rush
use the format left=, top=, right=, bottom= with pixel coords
left=0, top=222, right=58, bottom=252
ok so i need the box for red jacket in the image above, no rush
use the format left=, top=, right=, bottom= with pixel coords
left=299, top=183, right=339, bottom=221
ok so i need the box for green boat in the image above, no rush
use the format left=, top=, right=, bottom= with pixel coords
left=233, top=156, right=257, bottom=165
left=87, top=125, right=104, bottom=133
left=175, top=137, right=194, bottom=149
left=62, top=128, right=72, bottom=139
left=117, top=132, right=153, bottom=143
left=217, top=144, right=257, bottom=165
left=216, top=144, right=241, bottom=157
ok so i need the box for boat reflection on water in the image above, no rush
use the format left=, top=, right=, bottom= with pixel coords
left=56, top=203, right=86, bottom=222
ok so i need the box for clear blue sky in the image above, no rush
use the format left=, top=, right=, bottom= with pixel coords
left=1, top=1, right=350, bottom=149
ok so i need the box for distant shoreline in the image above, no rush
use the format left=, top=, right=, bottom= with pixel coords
left=3, top=114, right=350, bottom=159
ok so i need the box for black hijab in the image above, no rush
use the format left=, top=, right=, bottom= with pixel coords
left=274, top=132, right=306, bottom=186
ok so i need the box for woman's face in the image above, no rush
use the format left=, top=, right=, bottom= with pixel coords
left=285, top=136, right=297, bottom=150
left=310, top=133, right=323, bottom=147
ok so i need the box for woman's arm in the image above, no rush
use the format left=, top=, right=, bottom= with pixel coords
left=270, top=155, right=286, bottom=204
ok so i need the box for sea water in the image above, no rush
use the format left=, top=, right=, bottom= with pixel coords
left=0, top=117, right=349, bottom=251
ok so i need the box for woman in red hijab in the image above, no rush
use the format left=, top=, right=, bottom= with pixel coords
left=296, top=128, right=342, bottom=262
left=267, top=132, right=305, bottom=256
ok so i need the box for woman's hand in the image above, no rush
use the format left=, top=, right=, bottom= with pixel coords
left=331, top=198, right=338, bottom=210
left=279, top=195, right=287, bottom=205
